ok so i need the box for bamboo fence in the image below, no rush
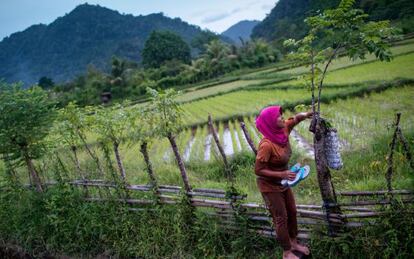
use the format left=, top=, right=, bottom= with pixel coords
left=31, top=179, right=414, bottom=241
left=8, top=114, right=414, bottom=242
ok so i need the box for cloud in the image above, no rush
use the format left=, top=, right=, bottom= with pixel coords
left=231, top=7, right=242, bottom=14
left=201, top=6, right=247, bottom=24
left=202, top=12, right=231, bottom=23
left=262, top=4, right=274, bottom=11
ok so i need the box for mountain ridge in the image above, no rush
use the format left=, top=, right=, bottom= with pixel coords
left=0, top=4, right=213, bottom=85
left=221, top=20, right=259, bottom=45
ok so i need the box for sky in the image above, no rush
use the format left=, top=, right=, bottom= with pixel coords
left=0, top=0, right=277, bottom=40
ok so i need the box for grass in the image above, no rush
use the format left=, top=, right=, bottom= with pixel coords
left=125, top=41, right=414, bottom=107
left=3, top=81, right=413, bottom=204
left=181, top=85, right=345, bottom=125
left=293, top=84, right=414, bottom=150
left=248, top=42, right=414, bottom=80
left=274, top=52, right=414, bottom=87
left=176, top=79, right=267, bottom=102
left=2, top=36, right=414, bottom=259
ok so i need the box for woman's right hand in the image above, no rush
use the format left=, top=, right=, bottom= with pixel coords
left=284, top=170, right=296, bottom=181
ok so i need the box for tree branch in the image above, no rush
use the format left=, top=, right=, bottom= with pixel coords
left=317, top=45, right=341, bottom=113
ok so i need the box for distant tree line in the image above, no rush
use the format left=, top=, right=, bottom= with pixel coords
left=45, top=31, right=281, bottom=107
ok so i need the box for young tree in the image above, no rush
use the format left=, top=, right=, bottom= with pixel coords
left=91, top=102, right=133, bottom=181
left=142, top=31, right=191, bottom=69
left=0, top=83, right=57, bottom=191
left=202, top=39, right=232, bottom=77
left=129, top=106, right=159, bottom=192
left=284, top=0, right=398, bottom=233
left=146, top=88, right=191, bottom=193
left=56, top=102, right=104, bottom=177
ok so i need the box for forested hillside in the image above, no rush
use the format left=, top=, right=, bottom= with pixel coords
left=252, top=0, right=414, bottom=42
left=0, top=4, right=216, bottom=85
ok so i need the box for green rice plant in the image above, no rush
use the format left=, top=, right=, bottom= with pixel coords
left=189, top=125, right=207, bottom=163
left=182, top=84, right=359, bottom=125
left=275, top=52, right=414, bottom=87
left=321, top=85, right=413, bottom=150
left=243, top=41, right=414, bottom=81
left=229, top=120, right=242, bottom=154
left=176, top=79, right=266, bottom=102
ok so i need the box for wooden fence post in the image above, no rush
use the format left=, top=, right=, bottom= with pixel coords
left=167, top=132, right=192, bottom=193
left=240, top=121, right=257, bottom=155
left=140, top=141, right=160, bottom=196
left=208, top=114, right=232, bottom=180
left=386, top=113, right=401, bottom=193
left=312, top=116, right=346, bottom=235
left=113, top=142, right=126, bottom=181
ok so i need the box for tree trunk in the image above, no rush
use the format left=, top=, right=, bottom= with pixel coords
left=313, top=118, right=345, bottom=235
left=208, top=115, right=231, bottom=179
left=140, top=142, right=158, bottom=188
left=23, top=150, right=43, bottom=192
left=167, top=132, right=191, bottom=193
left=240, top=121, right=257, bottom=155
left=113, top=142, right=126, bottom=180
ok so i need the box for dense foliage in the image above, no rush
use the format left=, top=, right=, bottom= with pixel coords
left=252, top=0, right=414, bottom=44
left=142, top=31, right=191, bottom=69
left=50, top=38, right=280, bottom=106
left=0, top=4, right=215, bottom=85
left=0, top=83, right=56, bottom=191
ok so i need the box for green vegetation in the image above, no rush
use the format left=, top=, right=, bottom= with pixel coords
left=0, top=4, right=213, bottom=85
left=276, top=52, right=414, bottom=87
left=1, top=1, right=414, bottom=257
left=142, top=31, right=191, bottom=68
left=252, top=0, right=414, bottom=42
left=0, top=83, right=57, bottom=192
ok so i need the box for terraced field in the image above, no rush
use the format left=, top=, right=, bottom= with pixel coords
left=180, top=52, right=414, bottom=125
left=157, top=41, right=414, bottom=104
left=4, top=39, right=414, bottom=204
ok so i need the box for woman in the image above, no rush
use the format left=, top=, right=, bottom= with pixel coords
left=255, top=105, right=312, bottom=259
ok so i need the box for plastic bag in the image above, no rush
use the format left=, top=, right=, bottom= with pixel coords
left=324, top=128, right=343, bottom=170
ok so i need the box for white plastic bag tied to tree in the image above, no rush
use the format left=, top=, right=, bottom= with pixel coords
left=324, top=128, right=343, bottom=170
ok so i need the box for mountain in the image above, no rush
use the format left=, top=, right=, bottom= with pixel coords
left=0, top=4, right=214, bottom=86
left=251, top=0, right=339, bottom=42
left=221, top=20, right=260, bottom=45
left=251, top=0, right=414, bottom=42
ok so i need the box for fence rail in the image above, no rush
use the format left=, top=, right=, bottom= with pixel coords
left=21, top=179, right=414, bottom=241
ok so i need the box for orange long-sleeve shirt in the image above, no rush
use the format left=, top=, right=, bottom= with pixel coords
left=255, top=117, right=300, bottom=192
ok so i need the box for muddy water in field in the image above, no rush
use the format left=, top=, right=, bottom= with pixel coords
left=204, top=133, right=212, bottom=161
left=222, top=124, right=234, bottom=156
left=233, top=128, right=242, bottom=152
left=183, top=129, right=197, bottom=162
left=164, top=123, right=318, bottom=163
left=183, top=136, right=196, bottom=162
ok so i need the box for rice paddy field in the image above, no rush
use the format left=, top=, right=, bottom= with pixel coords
left=3, top=40, right=414, bottom=205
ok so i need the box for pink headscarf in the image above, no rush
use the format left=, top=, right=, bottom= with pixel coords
left=255, top=106, right=288, bottom=146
